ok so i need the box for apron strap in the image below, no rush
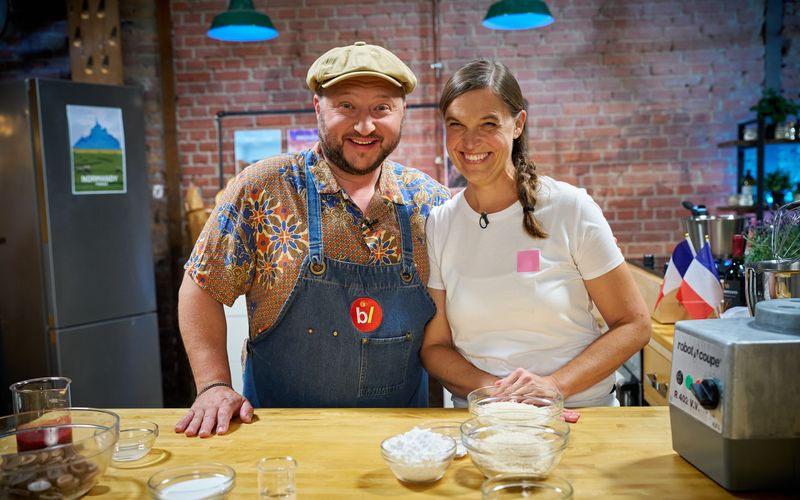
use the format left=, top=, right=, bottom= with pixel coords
left=394, top=201, right=415, bottom=281
left=305, top=152, right=415, bottom=280
left=303, top=151, right=324, bottom=267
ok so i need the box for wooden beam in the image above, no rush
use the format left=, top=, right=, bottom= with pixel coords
left=67, top=0, right=123, bottom=84
left=156, top=0, right=184, bottom=264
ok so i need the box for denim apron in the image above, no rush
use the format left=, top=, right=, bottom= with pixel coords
left=242, top=152, right=435, bottom=407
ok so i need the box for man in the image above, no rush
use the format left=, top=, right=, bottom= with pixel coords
left=175, top=42, right=450, bottom=437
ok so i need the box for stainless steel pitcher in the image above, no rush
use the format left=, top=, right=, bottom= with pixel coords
left=682, top=215, right=746, bottom=259
left=744, top=259, right=800, bottom=315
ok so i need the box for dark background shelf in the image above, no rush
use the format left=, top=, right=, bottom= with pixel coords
left=718, top=117, right=797, bottom=221
left=716, top=205, right=759, bottom=215
left=717, top=138, right=799, bottom=148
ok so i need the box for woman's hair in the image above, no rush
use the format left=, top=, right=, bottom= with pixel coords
left=439, top=59, right=547, bottom=239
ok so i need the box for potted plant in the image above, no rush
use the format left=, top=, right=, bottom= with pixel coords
left=750, top=88, right=799, bottom=138
left=765, top=169, right=792, bottom=206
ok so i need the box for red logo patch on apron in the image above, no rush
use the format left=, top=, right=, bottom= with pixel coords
left=350, top=297, right=383, bottom=333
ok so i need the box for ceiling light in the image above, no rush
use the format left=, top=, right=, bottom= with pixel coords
left=483, top=0, right=554, bottom=30
left=207, top=0, right=279, bottom=42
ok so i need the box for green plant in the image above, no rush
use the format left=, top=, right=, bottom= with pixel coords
left=744, top=223, right=773, bottom=263
left=750, top=88, right=799, bottom=125
left=744, top=208, right=800, bottom=263
left=765, top=169, right=791, bottom=193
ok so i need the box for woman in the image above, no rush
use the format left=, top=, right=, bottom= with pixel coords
left=422, top=60, right=651, bottom=408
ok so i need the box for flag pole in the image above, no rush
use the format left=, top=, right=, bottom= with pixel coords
left=706, top=234, right=721, bottom=319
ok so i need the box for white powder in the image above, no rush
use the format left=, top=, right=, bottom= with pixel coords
left=156, top=476, right=231, bottom=499
left=477, top=401, right=552, bottom=424
left=382, top=428, right=455, bottom=482
left=471, top=428, right=559, bottom=476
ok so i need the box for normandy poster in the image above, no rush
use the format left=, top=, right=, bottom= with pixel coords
left=67, top=105, right=127, bottom=194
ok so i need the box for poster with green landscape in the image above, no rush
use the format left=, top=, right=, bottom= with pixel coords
left=67, top=105, right=127, bottom=194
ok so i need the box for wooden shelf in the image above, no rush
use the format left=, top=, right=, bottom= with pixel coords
left=717, top=138, right=800, bottom=148
left=716, top=205, right=758, bottom=214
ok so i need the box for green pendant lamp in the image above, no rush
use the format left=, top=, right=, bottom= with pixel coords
left=483, top=0, right=554, bottom=30
left=207, top=0, right=279, bottom=42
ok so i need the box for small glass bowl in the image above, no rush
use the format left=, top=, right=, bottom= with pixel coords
left=481, top=474, right=574, bottom=499
left=113, top=421, right=159, bottom=462
left=461, top=417, right=570, bottom=478
left=468, top=384, right=564, bottom=424
left=380, top=432, right=457, bottom=483
left=147, top=463, right=235, bottom=499
left=414, top=420, right=466, bottom=458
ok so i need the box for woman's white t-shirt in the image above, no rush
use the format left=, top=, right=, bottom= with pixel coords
left=426, top=176, right=624, bottom=407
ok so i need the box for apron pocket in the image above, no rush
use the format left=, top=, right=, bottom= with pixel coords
left=358, top=331, right=414, bottom=397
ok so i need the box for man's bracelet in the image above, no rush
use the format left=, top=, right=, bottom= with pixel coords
left=196, top=382, right=233, bottom=398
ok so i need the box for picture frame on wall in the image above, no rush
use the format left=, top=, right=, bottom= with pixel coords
left=287, top=128, right=318, bottom=153
left=234, top=129, right=282, bottom=175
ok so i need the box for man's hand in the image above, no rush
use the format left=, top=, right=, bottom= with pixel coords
left=174, top=386, right=254, bottom=437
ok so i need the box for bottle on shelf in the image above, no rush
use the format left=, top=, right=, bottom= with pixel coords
left=739, top=169, right=756, bottom=206
left=721, top=234, right=746, bottom=311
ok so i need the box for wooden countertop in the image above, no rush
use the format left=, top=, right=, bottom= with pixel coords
left=91, top=407, right=785, bottom=498
left=651, top=321, right=676, bottom=358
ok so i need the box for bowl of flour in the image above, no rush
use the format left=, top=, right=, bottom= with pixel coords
left=461, top=417, right=570, bottom=478
left=380, top=427, right=457, bottom=483
left=468, top=385, right=564, bottom=424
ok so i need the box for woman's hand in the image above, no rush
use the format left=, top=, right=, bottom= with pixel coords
left=495, top=368, right=581, bottom=423
left=494, top=368, right=559, bottom=396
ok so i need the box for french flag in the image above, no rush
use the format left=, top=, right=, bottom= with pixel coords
left=654, top=236, right=695, bottom=311
left=678, top=240, right=724, bottom=319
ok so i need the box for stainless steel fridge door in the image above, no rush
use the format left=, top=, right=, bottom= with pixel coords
left=0, top=81, right=52, bottom=409
left=53, top=312, right=163, bottom=407
left=34, top=79, right=156, bottom=328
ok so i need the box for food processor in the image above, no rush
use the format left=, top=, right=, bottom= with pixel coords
left=669, top=298, right=800, bottom=491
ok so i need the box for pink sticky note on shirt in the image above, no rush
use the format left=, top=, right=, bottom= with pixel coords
left=517, top=249, right=540, bottom=273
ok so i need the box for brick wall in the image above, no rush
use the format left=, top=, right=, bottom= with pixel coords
left=0, top=0, right=795, bottom=405
left=171, top=0, right=799, bottom=257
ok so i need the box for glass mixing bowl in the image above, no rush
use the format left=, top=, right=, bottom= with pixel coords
left=481, top=474, right=574, bottom=499
left=461, top=416, right=570, bottom=478
left=468, top=384, right=564, bottom=424
left=0, top=408, right=120, bottom=499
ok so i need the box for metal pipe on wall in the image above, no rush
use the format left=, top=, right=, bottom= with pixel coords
left=215, top=104, right=439, bottom=190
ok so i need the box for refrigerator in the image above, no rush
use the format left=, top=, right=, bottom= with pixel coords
left=0, top=79, right=163, bottom=413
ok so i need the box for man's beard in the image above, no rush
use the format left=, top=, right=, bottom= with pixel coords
left=318, top=116, right=402, bottom=176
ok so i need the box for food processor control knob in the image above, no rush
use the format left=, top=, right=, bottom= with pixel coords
left=690, top=379, right=720, bottom=410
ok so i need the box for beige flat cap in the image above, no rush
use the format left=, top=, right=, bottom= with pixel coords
left=306, top=41, right=417, bottom=95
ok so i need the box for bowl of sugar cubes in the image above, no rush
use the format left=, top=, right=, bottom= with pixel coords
left=380, top=427, right=457, bottom=483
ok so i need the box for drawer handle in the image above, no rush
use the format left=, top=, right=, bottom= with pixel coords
left=646, top=372, right=669, bottom=398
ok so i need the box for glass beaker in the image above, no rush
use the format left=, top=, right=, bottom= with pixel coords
left=257, top=456, right=298, bottom=499
left=10, top=376, right=72, bottom=414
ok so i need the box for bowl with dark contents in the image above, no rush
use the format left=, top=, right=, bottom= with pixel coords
left=0, top=408, right=119, bottom=499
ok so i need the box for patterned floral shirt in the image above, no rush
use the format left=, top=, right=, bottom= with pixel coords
left=185, top=148, right=451, bottom=338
